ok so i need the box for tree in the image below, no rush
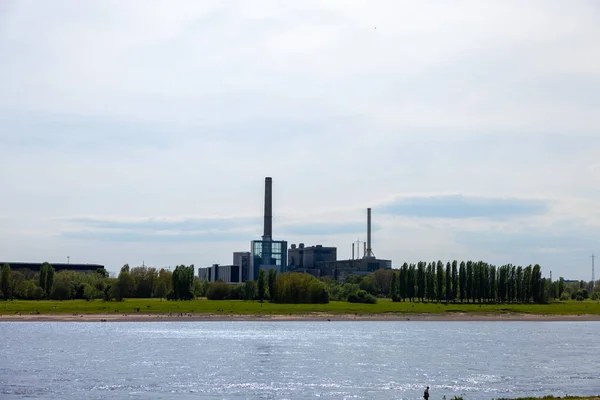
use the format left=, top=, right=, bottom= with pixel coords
left=113, top=267, right=135, bottom=301
left=268, top=268, right=277, bottom=302
left=155, top=268, right=172, bottom=299
left=416, top=262, right=426, bottom=301
left=359, top=274, right=378, bottom=296
left=407, top=264, right=416, bottom=301
left=257, top=269, right=267, bottom=302
left=39, top=262, right=55, bottom=300
left=390, top=271, right=399, bottom=301
left=243, top=280, right=257, bottom=300
left=51, top=272, right=74, bottom=300
left=273, top=272, right=329, bottom=304
left=459, top=262, right=466, bottom=303
left=436, top=261, right=444, bottom=302
left=95, top=268, right=109, bottom=278
left=445, top=262, right=451, bottom=304
left=451, top=261, right=458, bottom=303
left=171, top=265, right=195, bottom=300
left=399, top=263, right=408, bottom=301
left=426, top=263, right=434, bottom=302
left=466, top=261, right=474, bottom=303
left=207, top=281, right=232, bottom=300
left=523, top=265, right=532, bottom=302
left=131, top=266, right=157, bottom=298
left=1, top=264, right=12, bottom=300
left=373, top=269, right=394, bottom=296
left=531, top=264, right=542, bottom=303
left=558, top=277, right=565, bottom=297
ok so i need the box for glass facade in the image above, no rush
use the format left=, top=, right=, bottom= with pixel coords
left=251, top=240, right=287, bottom=279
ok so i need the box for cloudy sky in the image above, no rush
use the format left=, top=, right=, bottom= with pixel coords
left=1, top=1, right=599, bottom=279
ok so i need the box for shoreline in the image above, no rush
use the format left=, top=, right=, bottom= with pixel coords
left=1, top=312, right=600, bottom=322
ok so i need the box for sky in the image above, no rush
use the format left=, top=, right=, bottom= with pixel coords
left=1, top=1, right=599, bottom=279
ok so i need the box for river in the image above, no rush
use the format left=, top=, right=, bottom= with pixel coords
left=1, top=321, right=598, bottom=399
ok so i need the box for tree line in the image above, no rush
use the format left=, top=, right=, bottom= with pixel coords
left=388, top=261, right=551, bottom=304
left=1, top=261, right=599, bottom=303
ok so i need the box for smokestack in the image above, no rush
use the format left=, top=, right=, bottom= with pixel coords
left=262, top=177, right=272, bottom=241
left=365, top=208, right=375, bottom=258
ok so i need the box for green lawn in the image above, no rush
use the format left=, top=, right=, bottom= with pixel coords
left=1, top=299, right=599, bottom=316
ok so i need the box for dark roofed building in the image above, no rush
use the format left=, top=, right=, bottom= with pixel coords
left=1, top=262, right=104, bottom=274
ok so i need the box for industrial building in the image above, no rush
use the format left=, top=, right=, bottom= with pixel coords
left=233, top=252, right=251, bottom=282
left=0, top=262, right=104, bottom=274
left=198, top=178, right=391, bottom=284
left=250, top=177, right=287, bottom=279
left=198, top=177, right=287, bottom=284
left=198, top=264, right=241, bottom=283
left=288, top=244, right=337, bottom=276
left=287, top=209, right=391, bottom=281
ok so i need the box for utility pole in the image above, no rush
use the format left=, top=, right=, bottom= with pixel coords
left=67, top=256, right=70, bottom=264
left=592, top=254, right=597, bottom=286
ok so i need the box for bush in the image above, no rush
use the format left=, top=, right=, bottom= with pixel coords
left=571, top=288, right=589, bottom=300
left=207, top=281, right=232, bottom=300
left=591, top=292, right=600, bottom=301
left=273, top=272, right=329, bottom=304
left=347, top=289, right=377, bottom=304
left=559, top=292, right=570, bottom=301
left=82, top=283, right=99, bottom=301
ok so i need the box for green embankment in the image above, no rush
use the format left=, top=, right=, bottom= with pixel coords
left=1, top=299, right=599, bottom=315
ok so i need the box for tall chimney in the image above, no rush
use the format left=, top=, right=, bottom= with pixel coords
left=262, top=177, right=272, bottom=241
left=365, top=208, right=375, bottom=258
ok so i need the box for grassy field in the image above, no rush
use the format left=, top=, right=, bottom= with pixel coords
left=1, top=298, right=599, bottom=315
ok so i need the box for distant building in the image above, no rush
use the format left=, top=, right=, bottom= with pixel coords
left=1, top=262, right=104, bottom=274
left=198, top=264, right=241, bottom=283
left=317, top=258, right=392, bottom=281
left=249, top=177, right=287, bottom=279
left=233, top=252, right=251, bottom=282
left=288, top=243, right=337, bottom=272
left=250, top=239, right=288, bottom=279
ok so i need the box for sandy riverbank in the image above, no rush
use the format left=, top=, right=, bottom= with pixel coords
left=1, top=312, right=600, bottom=322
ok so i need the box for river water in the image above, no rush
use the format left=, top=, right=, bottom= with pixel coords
left=0, top=321, right=598, bottom=399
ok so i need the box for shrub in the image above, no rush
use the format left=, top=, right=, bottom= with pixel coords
left=82, top=283, right=98, bottom=301
left=273, top=272, right=329, bottom=304
left=591, top=292, right=600, bottom=301
left=559, top=292, right=570, bottom=301
left=571, top=288, right=589, bottom=300
left=207, top=281, right=232, bottom=300
left=347, top=289, right=377, bottom=304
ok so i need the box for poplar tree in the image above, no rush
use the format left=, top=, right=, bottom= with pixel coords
left=451, top=260, right=458, bottom=302
left=407, top=264, right=416, bottom=301
left=257, top=269, right=267, bottom=302
left=417, top=262, right=426, bottom=302
left=466, top=261, right=473, bottom=303
left=39, top=262, right=55, bottom=300
left=459, top=261, right=466, bottom=302
left=445, top=262, right=451, bottom=304
left=426, top=263, right=435, bottom=302
left=436, top=261, right=444, bottom=302
left=399, top=263, right=408, bottom=301
left=390, top=271, right=399, bottom=302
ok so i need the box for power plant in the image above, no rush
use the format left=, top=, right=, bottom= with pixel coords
left=198, top=177, right=391, bottom=283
